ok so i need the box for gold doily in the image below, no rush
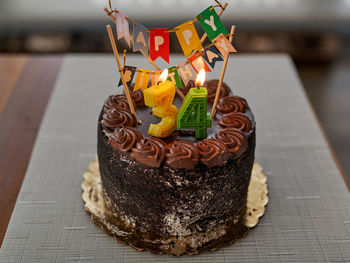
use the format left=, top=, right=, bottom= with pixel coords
left=82, top=159, right=268, bottom=256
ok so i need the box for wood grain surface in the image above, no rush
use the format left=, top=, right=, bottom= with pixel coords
left=0, top=55, right=62, bottom=246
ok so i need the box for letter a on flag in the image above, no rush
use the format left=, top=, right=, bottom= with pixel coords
left=115, top=11, right=131, bottom=48
left=197, top=6, right=228, bottom=41
left=149, top=28, right=169, bottom=63
left=202, top=46, right=223, bottom=68
left=133, top=23, right=149, bottom=56
left=175, top=21, right=203, bottom=58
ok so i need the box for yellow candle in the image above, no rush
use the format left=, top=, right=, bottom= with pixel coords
left=144, top=70, right=178, bottom=138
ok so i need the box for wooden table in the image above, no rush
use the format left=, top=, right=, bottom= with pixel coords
left=0, top=55, right=62, bottom=246
left=0, top=54, right=349, bottom=262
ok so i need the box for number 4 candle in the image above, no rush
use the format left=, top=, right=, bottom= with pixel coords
left=177, top=69, right=212, bottom=139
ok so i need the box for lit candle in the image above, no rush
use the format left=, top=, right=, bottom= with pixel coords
left=143, top=69, right=178, bottom=138
left=177, top=69, right=212, bottom=139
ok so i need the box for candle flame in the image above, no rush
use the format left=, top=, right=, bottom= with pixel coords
left=158, top=69, right=168, bottom=83
left=195, top=69, right=206, bottom=87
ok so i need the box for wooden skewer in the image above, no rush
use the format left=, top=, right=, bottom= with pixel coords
left=104, top=8, right=185, bottom=99
left=211, top=25, right=235, bottom=118
left=104, top=8, right=134, bottom=41
left=106, top=25, right=140, bottom=124
left=200, top=2, right=228, bottom=44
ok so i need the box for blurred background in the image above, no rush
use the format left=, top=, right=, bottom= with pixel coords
left=0, top=0, right=349, bottom=178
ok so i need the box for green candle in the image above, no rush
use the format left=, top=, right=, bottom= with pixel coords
left=177, top=86, right=212, bottom=139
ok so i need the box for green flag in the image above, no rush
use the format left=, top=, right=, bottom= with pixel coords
left=167, top=66, right=184, bottom=89
left=197, top=6, right=228, bottom=41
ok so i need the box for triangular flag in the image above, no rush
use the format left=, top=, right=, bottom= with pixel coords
left=189, top=53, right=211, bottom=74
left=202, top=46, right=223, bottom=68
left=115, top=11, right=131, bottom=48
left=213, top=33, right=237, bottom=57
left=133, top=23, right=149, bottom=56
left=118, top=66, right=137, bottom=87
left=149, top=28, right=169, bottom=63
left=175, top=21, right=203, bottom=58
left=177, top=62, right=194, bottom=86
left=197, top=6, right=228, bottom=41
left=168, top=67, right=184, bottom=89
left=151, top=71, right=162, bottom=86
left=134, top=69, right=150, bottom=91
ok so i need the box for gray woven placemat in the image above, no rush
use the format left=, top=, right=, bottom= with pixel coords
left=1, top=54, right=349, bottom=262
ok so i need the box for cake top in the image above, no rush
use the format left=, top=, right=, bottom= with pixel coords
left=100, top=80, right=255, bottom=170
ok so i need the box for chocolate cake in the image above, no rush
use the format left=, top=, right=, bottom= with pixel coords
left=97, top=80, right=255, bottom=254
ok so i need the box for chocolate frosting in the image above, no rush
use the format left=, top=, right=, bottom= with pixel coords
left=182, top=79, right=230, bottom=103
left=205, top=79, right=230, bottom=102
left=217, top=112, right=252, bottom=132
left=109, top=126, right=143, bottom=152
left=197, top=139, right=229, bottom=168
left=216, top=95, right=248, bottom=114
left=126, top=85, right=145, bottom=107
left=215, top=128, right=248, bottom=157
left=102, top=108, right=137, bottom=129
left=101, top=79, right=253, bottom=169
left=131, top=137, right=167, bottom=167
left=165, top=141, right=199, bottom=170
left=104, top=95, right=130, bottom=111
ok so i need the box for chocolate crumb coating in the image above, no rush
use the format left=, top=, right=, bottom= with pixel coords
left=97, top=79, right=255, bottom=246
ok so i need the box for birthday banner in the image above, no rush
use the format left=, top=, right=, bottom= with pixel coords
left=111, top=4, right=236, bottom=91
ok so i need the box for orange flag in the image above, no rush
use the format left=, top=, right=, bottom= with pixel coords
left=151, top=71, right=162, bottom=86
left=134, top=69, right=150, bottom=91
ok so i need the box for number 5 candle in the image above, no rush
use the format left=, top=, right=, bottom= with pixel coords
left=177, top=69, right=212, bottom=139
left=143, top=69, right=178, bottom=138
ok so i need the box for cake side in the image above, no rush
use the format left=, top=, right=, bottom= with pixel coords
left=98, top=118, right=255, bottom=236
left=97, top=80, right=255, bottom=238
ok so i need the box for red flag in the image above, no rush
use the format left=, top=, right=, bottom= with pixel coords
left=189, top=53, right=211, bottom=73
left=149, top=28, right=169, bottom=63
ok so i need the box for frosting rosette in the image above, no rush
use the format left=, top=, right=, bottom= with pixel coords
left=217, top=112, right=252, bottom=132
left=131, top=137, right=166, bottom=167
left=102, top=108, right=137, bottom=129
left=127, top=85, right=145, bottom=107
left=104, top=95, right=130, bottom=112
left=215, top=128, right=248, bottom=157
left=165, top=141, right=199, bottom=170
left=197, top=139, right=229, bottom=168
left=205, top=79, right=230, bottom=102
left=216, top=95, right=248, bottom=114
left=109, top=126, right=143, bottom=152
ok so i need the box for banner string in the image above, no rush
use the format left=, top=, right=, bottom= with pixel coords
left=118, top=32, right=235, bottom=74
left=108, top=0, right=232, bottom=75
left=108, top=0, right=222, bottom=33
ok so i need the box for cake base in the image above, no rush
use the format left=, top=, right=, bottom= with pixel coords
left=82, top=159, right=268, bottom=256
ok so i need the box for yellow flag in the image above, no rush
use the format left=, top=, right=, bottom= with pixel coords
left=151, top=70, right=162, bottom=86
left=134, top=69, right=150, bottom=91
left=175, top=21, right=203, bottom=58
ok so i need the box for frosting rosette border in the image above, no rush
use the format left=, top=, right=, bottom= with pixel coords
left=101, top=80, right=254, bottom=169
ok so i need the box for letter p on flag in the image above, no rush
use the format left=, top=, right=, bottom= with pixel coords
left=150, top=28, right=169, bottom=63
left=175, top=21, right=203, bottom=59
